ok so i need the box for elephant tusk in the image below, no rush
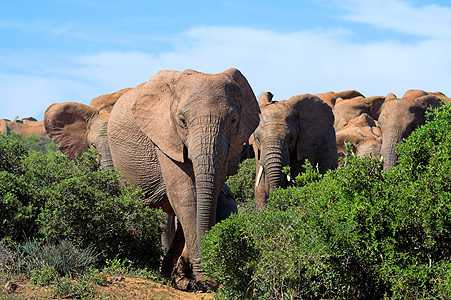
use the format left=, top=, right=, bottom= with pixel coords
left=256, top=165, right=263, bottom=187
left=287, top=172, right=296, bottom=185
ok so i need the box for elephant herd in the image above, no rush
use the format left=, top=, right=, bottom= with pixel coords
left=3, top=68, right=450, bottom=292
left=0, top=116, right=47, bottom=138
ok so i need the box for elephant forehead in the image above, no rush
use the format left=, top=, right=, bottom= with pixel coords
left=178, top=72, right=235, bottom=92
left=260, top=103, right=294, bottom=120
left=380, top=100, right=417, bottom=120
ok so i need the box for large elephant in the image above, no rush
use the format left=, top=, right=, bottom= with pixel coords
left=107, top=68, right=260, bottom=291
left=379, top=90, right=446, bottom=170
left=252, top=92, right=337, bottom=211
left=0, top=117, right=47, bottom=138
left=333, top=95, right=385, bottom=131
left=335, top=113, right=382, bottom=163
left=44, top=88, right=131, bottom=169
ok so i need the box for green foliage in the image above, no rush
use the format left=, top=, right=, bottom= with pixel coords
left=202, top=213, right=258, bottom=299
left=226, top=158, right=256, bottom=210
left=53, top=275, right=95, bottom=299
left=0, top=134, right=163, bottom=267
left=29, top=264, right=59, bottom=286
left=0, top=133, right=28, bottom=174
left=8, top=131, right=59, bottom=157
left=203, top=103, right=451, bottom=299
left=294, top=160, right=323, bottom=187
left=103, top=256, right=132, bottom=275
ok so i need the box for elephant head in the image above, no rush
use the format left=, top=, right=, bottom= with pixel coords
left=44, top=88, right=130, bottom=169
left=333, top=95, right=385, bottom=131
left=252, top=92, right=337, bottom=210
left=378, top=90, right=445, bottom=170
left=316, top=89, right=364, bottom=109
left=108, top=68, right=259, bottom=289
left=335, top=113, right=382, bottom=163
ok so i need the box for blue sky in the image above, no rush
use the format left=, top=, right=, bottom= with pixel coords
left=1, top=0, right=451, bottom=120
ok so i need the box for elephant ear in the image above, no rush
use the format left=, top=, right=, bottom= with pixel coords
left=385, top=93, right=397, bottom=101
left=335, top=90, right=364, bottom=100
left=366, top=96, right=385, bottom=120
left=336, top=118, right=349, bottom=131
left=131, top=70, right=185, bottom=163
left=223, top=68, right=261, bottom=161
left=415, top=94, right=444, bottom=112
left=44, top=102, right=96, bottom=160
left=287, top=94, right=335, bottom=161
left=90, top=88, right=132, bottom=114
left=258, top=91, right=274, bottom=108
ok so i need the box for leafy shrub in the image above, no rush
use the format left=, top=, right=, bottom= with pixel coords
left=203, top=103, right=451, bottom=299
left=53, top=275, right=95, bottom=299
left=226, top=158, right=256, bottom=210
left=8, top=131, right=59, bottom=156
left=29, top=264, right=59, bottom=286
left=0, top=135, right=163, bottom=266
left=202, top=213, right=258, bottom=299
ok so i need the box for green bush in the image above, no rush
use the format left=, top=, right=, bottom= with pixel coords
left=7, top=131, right=60, bottom=157
left=0, top=135, right=163, bottom=266
left=226, top=158, right=256, bottom=210
left=53, top=275, right=95, bottom=299
left=203, top=103, right=451, bottom=299
left=29, top=264, right=59, bottom=286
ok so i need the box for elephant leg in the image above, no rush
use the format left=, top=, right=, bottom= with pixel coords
left=155, top=148, right=214, bottom=291
left=161, top=213, right=176, bottom=251
left=160, top=213, right=177, bottom=275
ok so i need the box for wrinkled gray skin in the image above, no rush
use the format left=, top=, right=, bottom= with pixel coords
left=45, top=86, right=239, bottom=285
left=253, top=92, right=337, bottom=211
left=378, top=90, right=445, bottom=170
left=333, top=95, right=385, bottom=131
left=107, top=68, right=259, bottom=291
left=335, top=113, right=382, bottom=162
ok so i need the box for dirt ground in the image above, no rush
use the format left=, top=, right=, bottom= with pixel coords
left=1, top=275, right=215, bottom=300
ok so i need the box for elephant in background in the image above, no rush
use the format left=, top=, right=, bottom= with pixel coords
left=335, top=113, right=382, bottom=163
left=107, top=68, right=260, bottom=291
left=253, top=92, right=337, bottom=211
left=316, top=90, right=364, bottom=109
left=379, top=90, right=447, bottom=170
left=333, top=95, right=385, bottom=131
left=44, top=88, right=131, bottom=169
left=0, top=117, right=47, bottom=138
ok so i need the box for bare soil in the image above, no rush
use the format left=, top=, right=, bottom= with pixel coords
left=1, top=275, right=215, bottom=300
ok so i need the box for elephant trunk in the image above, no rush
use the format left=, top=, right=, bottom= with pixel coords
left=381, top=129, right=403, bottom=170
left=262, top=142, right=287, bottom=193
left=190, top=117, right=227, bottom=273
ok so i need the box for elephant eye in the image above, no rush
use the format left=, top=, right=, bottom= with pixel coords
left=179, top=116, right=187, bottom=129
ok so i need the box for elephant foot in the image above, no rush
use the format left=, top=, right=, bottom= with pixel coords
left=172, top=273, right=218, bottom=292
left=171, top=256, right=218, bottom=292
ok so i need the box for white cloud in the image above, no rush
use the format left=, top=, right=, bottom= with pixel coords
left=338, top=0, right=451, bottom=39
left=63, top=25, right=450, bottom=101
